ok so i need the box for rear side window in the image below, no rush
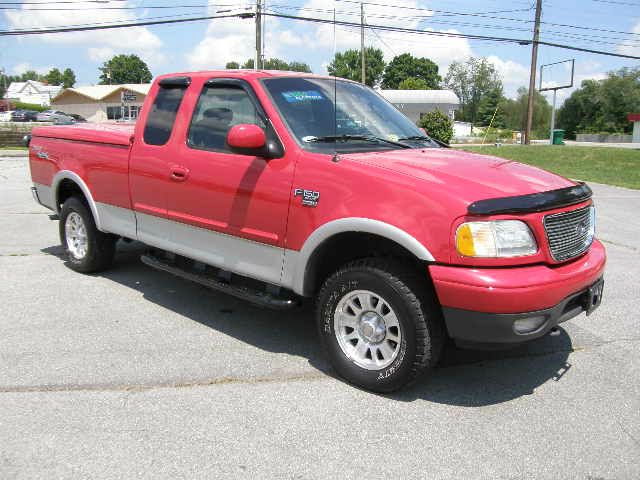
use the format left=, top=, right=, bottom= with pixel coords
left=143, top=84, right=188, bottom=146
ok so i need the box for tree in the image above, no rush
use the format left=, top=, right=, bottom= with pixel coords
left=418, top=109, right=454, bottom=144
left=99, top=54, right=152, bottom=84
left=62, top=68, right=76, bottom=88
left=382, top=53, right=441, bottom=89
left=476, top=86, right=507, bottom=128
left=558, top=67, right=640, bottom=138
left=20, top=70, right=42, bottom=82
left=44, top=68, right=63, bottom=86
left=502, top=87, right=551, bottom=138
left=444, top=57, right=503, bottom=125
left=397, top=77, right=429, bottom=90
left=327, top=47, right=385, bottom=87
left=230, top=58, right=311, bottom=72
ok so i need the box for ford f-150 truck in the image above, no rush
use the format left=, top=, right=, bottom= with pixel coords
left=27, top=70, right=606, bottom=392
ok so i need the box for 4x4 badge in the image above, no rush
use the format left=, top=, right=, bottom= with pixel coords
left=294, top=188, right=320, bottom=207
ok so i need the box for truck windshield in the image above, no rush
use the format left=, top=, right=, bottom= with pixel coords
left=262, top=77, right=441, bottom=153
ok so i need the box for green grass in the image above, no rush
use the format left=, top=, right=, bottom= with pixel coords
left=0, top=146, right=27, bottom=150
left=459, top=145, right=640, bottom=190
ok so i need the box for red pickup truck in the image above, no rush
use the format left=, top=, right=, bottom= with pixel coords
left=28, top=70, right=606, bottom=392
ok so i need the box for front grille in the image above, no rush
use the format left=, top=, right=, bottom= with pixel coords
left=544, top=206, right=594, bottom=261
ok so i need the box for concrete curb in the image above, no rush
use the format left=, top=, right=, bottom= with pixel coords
left=0, top=150, right=28, bottom=157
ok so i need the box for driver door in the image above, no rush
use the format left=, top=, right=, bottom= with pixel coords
left=165, top=78, right=294, bottom=285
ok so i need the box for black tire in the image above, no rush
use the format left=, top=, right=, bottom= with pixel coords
left=59, top=196, right=116, bottom=273
left=316, top=258, right=445, bottom=393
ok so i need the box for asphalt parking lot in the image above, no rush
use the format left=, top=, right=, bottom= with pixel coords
left=1, top=154, right=639, bottom=479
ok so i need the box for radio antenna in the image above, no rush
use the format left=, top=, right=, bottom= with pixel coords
left=332, top=3, right=339, bottom=163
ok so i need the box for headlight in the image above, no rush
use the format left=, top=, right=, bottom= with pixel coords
left=456, top=220, right=537, bottom=257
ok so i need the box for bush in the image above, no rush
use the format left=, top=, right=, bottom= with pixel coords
left=13, top=101, right=48, bottom=112
left=418, top=109, right=454, bottom=144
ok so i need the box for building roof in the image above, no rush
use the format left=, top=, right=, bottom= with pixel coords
left=378, top=89, right=460, bottom=106
left=53, top=83, right=151, bottom=102
left=4, top=80, right=62, bottom=99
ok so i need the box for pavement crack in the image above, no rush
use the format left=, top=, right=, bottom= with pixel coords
left=599, top=238, right=639, bottom=252
left=0, top=371, right=328, bottom=394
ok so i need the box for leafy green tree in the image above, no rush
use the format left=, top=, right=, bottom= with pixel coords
left=99, top=54, right=152, bottom=84
left=382, top=53, right=441, bottom=89
left=418, top=109, right=454, bottom=144
left=477, top=86, right=507, bottom=128
left=444, top=57, right=503, bottom=125
left=397, top=77, right=429, bottom=90
left=20, top=70, right=43, bottom=82
left=327, top=47, right=385, bottom=87
left=287, top=61, right=312, bottom=73
left=225, top=61, right=240, bottom=69
left=502, top=87, right=551, bottom=138
left=44, top=68, right=63, bottom=86
left=558, top=67, right=640, bottom=137
left=61, top=68, right=76, bottom=88
left=234, top=58, right=311, bottom=72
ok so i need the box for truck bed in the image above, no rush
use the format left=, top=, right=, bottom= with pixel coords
left=32, top=122, right=135, bottom=146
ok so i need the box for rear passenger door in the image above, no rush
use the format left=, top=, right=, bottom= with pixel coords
left=165, top=78, right=295, bottom=286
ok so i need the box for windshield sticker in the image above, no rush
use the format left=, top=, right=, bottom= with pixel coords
left=281, top=90, right=324, bottom=103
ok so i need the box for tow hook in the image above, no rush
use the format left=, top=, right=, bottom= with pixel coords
left=549, top=327, right=561, bottom=336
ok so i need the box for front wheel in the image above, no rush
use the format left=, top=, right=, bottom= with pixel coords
left=316, top=258, right=444, bottom=393
left=59, top=196, right=116, bottom=273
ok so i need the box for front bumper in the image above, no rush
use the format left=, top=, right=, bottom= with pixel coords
left=429, top=239, right=606, bottom=346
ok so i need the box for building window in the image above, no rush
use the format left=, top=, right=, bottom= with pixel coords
left=106, top=106, right=122, bottom=120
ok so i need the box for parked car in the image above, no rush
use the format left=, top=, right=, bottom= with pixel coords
left=67, top=113, right=87, bottom=123
left=0, top=110, right=14, bottom=122
left=36, top=110, right=73, bottom=123
left=11, top=110, right=38, bottom=122
left=27, top=71, right=606, bottom=393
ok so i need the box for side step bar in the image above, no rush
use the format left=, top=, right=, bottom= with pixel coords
left=140, top=253, right=299, bottom=310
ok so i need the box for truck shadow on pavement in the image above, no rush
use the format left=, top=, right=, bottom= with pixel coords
left=43, top=241, right=574, bottom=407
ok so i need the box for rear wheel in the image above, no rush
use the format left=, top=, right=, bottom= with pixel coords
left=316, top=258, right=444, bottom=393
left=59, top=196, right=116, bottom=273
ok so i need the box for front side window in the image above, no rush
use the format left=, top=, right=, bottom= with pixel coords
left=143, top=85, right=187, bottom=146
left=188, top=85, right=265, bottom=153
left=262, top=77, right=441, bottom=152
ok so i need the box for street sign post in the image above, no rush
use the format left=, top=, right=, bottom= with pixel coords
left=540, top=59, right=575, bottom=145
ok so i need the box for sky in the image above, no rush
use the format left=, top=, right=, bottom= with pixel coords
left=1, top=0, right=639, bottom=105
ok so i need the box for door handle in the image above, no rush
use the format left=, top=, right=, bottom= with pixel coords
left=170, top=166, right=189, bottom=182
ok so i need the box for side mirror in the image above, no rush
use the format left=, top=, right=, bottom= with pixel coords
left=23, top=134, right=32, bottom=147
left=227, top=124, right=266, bottom=154
left=419, top=127, right=428, bottom=135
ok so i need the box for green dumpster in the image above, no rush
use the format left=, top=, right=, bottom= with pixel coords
left=552, top=129, right=565, bottom=145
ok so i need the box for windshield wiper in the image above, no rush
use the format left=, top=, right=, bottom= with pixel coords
left=303, top=134, right=411, bottom=149
left=397, top=135, right=430, bottom=141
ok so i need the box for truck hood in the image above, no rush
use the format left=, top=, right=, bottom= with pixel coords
left=343, top=148, right=575, bottom=207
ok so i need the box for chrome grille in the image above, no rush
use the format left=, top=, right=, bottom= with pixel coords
left=544, top=206, right=594, bottom=261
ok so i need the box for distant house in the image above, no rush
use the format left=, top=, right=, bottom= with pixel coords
left=378, top=89, right=460, bottom=124
left=3, top=80, right=63, bottom=106
left=51, top=84, right=151, bottom=123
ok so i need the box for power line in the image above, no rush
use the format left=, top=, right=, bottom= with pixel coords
left=0, top=12, right=251, bottom=35
left=261, top=11, right=640, bottom=59
left=0, top=7, right=638, bottom=60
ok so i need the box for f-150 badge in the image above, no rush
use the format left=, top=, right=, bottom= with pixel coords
left=294, top=188, right=320, bottom=207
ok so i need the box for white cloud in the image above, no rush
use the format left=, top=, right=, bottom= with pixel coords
left=487, top=56, right=530, bottom=98
left=5, top=0, right=166, bottom=69
left=87, top=47, right=115, bottom=63
left=11, top=62, right=51, bottom=75
left=617, top=20, right=640, bottom=56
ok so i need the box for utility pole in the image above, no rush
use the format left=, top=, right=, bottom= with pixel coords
left=361, top=2, right=365, bottom=85
left=524, top=0, right=542, bottom=145
left=255, top=0, right=262, bottom=70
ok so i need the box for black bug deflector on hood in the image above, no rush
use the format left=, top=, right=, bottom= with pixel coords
left=467, top=182, right=593, bottom=215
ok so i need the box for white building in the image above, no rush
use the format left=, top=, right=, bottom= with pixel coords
left=379, top=89, right=460, bottom=124
left=51, top=84, right=151, bottom=123
left=3, top=80, right=63, bottom=106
